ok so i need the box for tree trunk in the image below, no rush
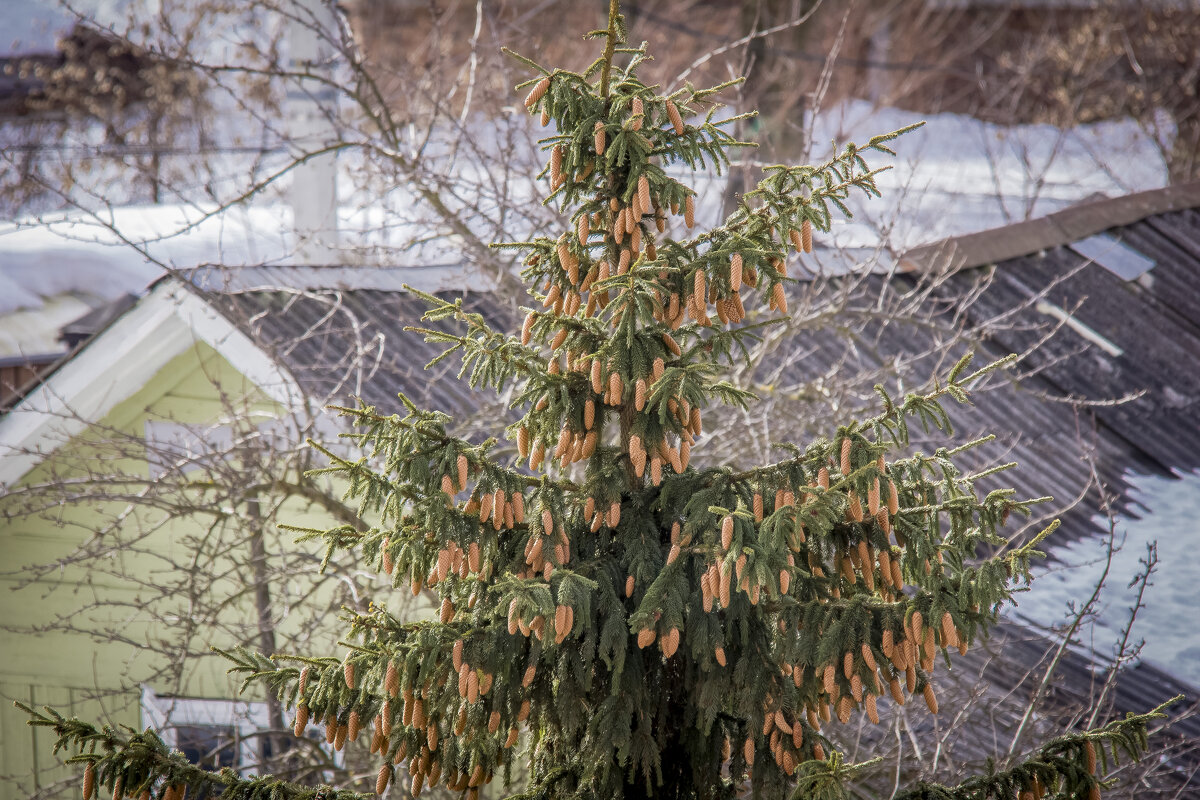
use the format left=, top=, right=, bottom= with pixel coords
left=621, top=659, right=727, bottom=800
left=247, top=497, right=288, bottom=765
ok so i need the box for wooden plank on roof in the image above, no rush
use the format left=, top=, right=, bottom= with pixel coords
left=903, top=180, right=1200, bottom=272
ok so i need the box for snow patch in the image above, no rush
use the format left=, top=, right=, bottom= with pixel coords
left=0, top=0, right=149, bottom=56
left=811, top=99, right=1168, bottom=253
left=0, top=204, right=292, bottom=315
left=1017, top=470, right=1200, bottom=687
left=0, top=99, right=1172, bottom=336
left=0, top=293, right=96, bottom=357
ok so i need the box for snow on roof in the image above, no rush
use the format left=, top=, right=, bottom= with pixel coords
left=0, top=293, right=94, bottom=358
left=0, top=203, right=290, bottom=316
left=0, top=190, right=494, bottom=315
left=688, top=99, right=1170, bottom=265
left=189, top=264, right=497, bottom=295
left=819, top=100, right=1168, bottom=251
left=0, top=0, right=253, bottom=59
left=1018, top=469, right=1200, bottom=687
left=0, top=0, right=151, bottom=56
left=0, top=98, right=1170, bottom=318
left=0, top=0, right=74, bottom=55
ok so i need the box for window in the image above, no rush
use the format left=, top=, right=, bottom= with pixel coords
left=140, top=686, right=266, bottom=772
left=140, top=686, right=338, bottom=775
left=175, top=725, right=239, bottom=770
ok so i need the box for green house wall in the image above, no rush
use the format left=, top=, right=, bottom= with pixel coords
left=0, top=340, right=360, bottom=800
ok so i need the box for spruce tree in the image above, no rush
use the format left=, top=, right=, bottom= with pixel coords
left=23, top=4, right=1171, bottom=800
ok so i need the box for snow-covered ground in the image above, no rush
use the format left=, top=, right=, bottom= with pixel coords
left=1014, top=470, right=1200, bottom=688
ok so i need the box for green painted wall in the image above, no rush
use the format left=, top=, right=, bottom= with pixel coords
left=0, top=338, right=385, bottom=799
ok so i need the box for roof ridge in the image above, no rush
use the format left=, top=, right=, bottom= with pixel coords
left=902, top=180, right=1200, bottom=272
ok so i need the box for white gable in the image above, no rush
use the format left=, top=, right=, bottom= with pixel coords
left=0, top=280, right=305, bottom=487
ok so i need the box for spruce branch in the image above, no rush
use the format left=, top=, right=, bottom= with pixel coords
left=17, top=703, right=367, bottom=800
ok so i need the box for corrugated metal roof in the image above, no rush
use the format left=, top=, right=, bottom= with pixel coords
left=187, top=188, right=1200, bottom=792
left=875, top=194, right=1200, bottom=548
left=212, top=288, right=518, bottom=429
left=974, top=215, right=1200, bottom=464
left=840, top=618, right=1200, bottom=797
left=727, top=293, right=1158, bottom=547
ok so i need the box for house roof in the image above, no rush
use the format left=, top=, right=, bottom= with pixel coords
left=0, top=267, right=514, bottom=486
left=58, top=293, right=139, bottom=349
left=872, top=182, right=1200, bottom=546
left=843, top=616, right=1200, bottom=796
left=0, top=280, right=304, bottom=487
left=209, top=286, right=515, bottom=421
left=8, top=180, right=1199, bottom=524
left=901, top=181, right=1200, bottom=274
left=784, top=175, right=1200, bottom=771
left=2, top=194, right=1198, bottom=790
left=188, top=196, right=1200, bottom=652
